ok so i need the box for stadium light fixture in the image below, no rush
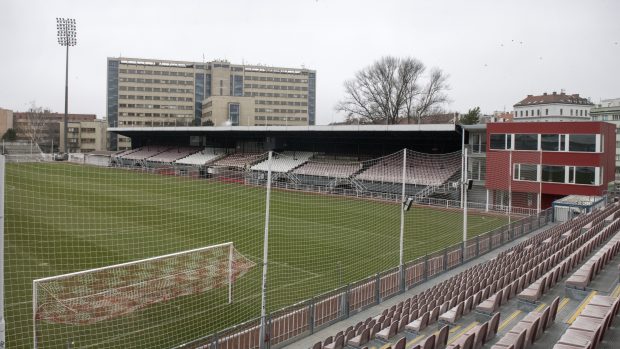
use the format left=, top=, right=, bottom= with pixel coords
left=56, top=18, right=77, bottom=155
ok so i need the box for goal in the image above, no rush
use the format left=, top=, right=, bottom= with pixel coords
left=32, top=242, right=254, bottom=347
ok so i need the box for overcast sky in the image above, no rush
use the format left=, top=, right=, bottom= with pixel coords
left=1, top=0, right=618, bottom=124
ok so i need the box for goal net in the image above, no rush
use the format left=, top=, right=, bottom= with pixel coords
left=2, top=148, right=522, bottom=348
left=33, top=243, right=254, bottom=328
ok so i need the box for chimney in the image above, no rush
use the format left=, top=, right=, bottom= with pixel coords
left=527, top=94, right=533, bottom=98
left=543, top=92, right=547, bottom=96
left=552, top=91, right=557, bottom=95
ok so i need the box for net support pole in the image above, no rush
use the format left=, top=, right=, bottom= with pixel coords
left=462, top=148, right=468, bottom=250
left=259, top=151, right=273, bottom=349
left=228, top=243, right=233, bottom=304
left=399, top=149, right=407, bottom=291
left=0, top=155, right=5, bottom=348
left=508, top=150, right=512, bottom=225
left=32, top=281, right=37, bottom=349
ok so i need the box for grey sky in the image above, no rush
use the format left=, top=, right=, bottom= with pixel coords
left=1, top=0, right=618, bottom=124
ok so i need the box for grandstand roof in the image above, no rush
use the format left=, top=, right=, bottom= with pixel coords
left=109, top=124, right=457, bottom=134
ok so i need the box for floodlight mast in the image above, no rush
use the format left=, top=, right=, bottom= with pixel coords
left=56, top=18, right=76, bottom=155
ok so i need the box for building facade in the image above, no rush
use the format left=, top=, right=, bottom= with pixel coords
left=13, top=112, right=99, bottom=153
left=107, top=57, right=316, bottom=150
left=590, top=98, right=620, bottom=180
left=0, top=107, right=14, bottom=137
left=59, top=119, right=108, bottom=153
left=513, top=92, right=593, bottom=122
left=484, top=122, right=615, bottom=210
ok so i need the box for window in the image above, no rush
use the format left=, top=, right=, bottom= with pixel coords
left=537, top=110, right=540, bottom=116
left=541, top=165, right=565, bottom=183
left=569, top=134, right=596, bottom=152
left=228, top=103, right=240, bottom=126
left=541, top=134, right=559, bottom=151
left=513, top=164, right=538, bottom=181
left=560, top=109, right=563, bottom=116
left=514, top=134, right=538, bottom=150
left=568, top=166, right=596, bottom=185
left=525, top=110, right=528, bottom=117
left=545, top=109, right=548, bottom=115
left=490, top=134, right=511, bottom=150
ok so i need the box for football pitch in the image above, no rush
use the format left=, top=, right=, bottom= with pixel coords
left=4, top=163, right=509, bottom=348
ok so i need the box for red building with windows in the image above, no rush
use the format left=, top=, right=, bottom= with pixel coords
left=485, top=122, right=616, bottom=210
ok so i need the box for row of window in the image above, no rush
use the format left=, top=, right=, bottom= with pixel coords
left=255, top=100, right=308, bottom=107
left=245, top=91, right=308, bottom=99
left=119, top=77, right=193, bottom=86
left=118, top=120, right=191, bottom=127
left=119, top=104, right=193, bottom=110
left=245, top=76, right=308, bottom=83
left=255, top=108, right=308, bottom=114
left=490, top=133, right=600, bottom=152
left=119, top=69, right=194, bottom=77
left=592, top=114, right=620, bottom=121
left=513, top=163, right=600, bottom=186
left=119, top=95, right=193, bottom=102
left=517, top=108, right=589, bottom=117
left=119, top=86, right=193, bottom=94
left=255, top=116, right=308, bottom=121
left=244, top=84, right=308, bottom=91
left=118, top=112, right=193, bottom=118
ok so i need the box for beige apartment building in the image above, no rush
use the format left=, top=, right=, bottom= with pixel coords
left=107, top=57, right=316, bottom=150
left=59, top=119, right=108, bottom=153
left=0, top=108, right=14, bottom=137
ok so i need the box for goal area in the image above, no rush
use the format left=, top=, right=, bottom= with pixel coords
left=32, top=242, right=254, bottom=347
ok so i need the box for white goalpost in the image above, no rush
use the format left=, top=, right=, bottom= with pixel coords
left=32, top=242, right=254, bottom=348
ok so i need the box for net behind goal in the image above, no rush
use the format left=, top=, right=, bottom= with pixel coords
left=33, top=242, right=254, bottom=347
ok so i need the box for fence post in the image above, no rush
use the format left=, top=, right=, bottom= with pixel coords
left=309, top=299, right=315, bottom=335
left=375, top=273, right=381, bottom=304
left=345, top=285, right=350, bottom=319
left=476, top=235, right=480, bottom=257
left=444, top=247, right=448, bottom=271
left=424, top=255, right=428, bottom=280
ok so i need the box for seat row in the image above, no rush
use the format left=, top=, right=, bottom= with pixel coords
left=491, top=297, right=559, bottom=349
left=566, top=229, right=620, bottom=290
left=554, top=295, right=620, bottom=349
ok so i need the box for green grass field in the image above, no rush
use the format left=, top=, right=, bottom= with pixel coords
left=5, top=163, right=508, bottom=348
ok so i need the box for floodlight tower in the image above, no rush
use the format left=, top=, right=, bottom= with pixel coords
left=56, top=18, right=76, bottom=154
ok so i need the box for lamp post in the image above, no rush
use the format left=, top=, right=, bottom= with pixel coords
left=56, top=18, right=76, bottom=154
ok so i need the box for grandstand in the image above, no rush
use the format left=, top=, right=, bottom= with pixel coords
left=293, top=202, right=620, bottom=349
left=251, top=151, right=314, bottom=173
left=213, top=152, right=265, bottom=169
left=147, top=147, right=198, bottom=164
left=293, top=160, right=362, bottom=178
left=175, top=147, right=228, bottom=166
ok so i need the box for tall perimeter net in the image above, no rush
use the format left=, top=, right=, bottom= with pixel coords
left=3, top=148, right=517, bottom=348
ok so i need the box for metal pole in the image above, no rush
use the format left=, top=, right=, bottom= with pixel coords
left=508, top=150, right=512, bottom=225
left=399, top=149, right=407, bottom=290
left=461, top=130, right=465, bottom=208
left=64, top=43, right=69, bottom=154
left=463, top=148, right=468, bottom=250
left=538, top=149, right=542, bottom=212
left=0, top=156, right=5, bottom=347
left=228, top=243, right=233, bottom=304
left=259, top=151, right=273, bottom=349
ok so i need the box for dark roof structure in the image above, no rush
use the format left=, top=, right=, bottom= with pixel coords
left=514, top=92, right=593, bottom=107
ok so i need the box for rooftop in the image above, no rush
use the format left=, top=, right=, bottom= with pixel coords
left=514, top=92, right=593, bottom=107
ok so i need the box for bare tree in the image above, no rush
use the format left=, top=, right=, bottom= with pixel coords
left=18, top=103, right=54, bottom=145
left=336, top=56, right=449, bottom=124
